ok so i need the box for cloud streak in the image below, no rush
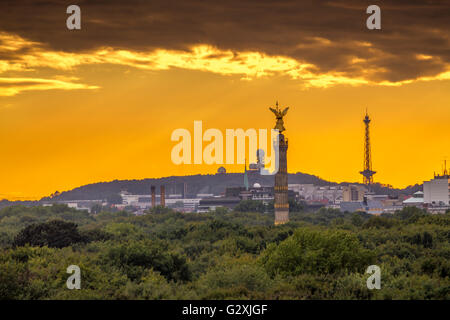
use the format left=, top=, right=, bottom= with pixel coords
left=0, top=77, right=99, bottom=96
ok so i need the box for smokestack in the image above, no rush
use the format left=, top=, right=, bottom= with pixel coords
left=160, top=185, right=165, bottom=207
left=151, top=186, right=156, bottom=208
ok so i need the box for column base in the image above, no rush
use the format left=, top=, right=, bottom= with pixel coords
left=275, top=209, right=289, bottom=225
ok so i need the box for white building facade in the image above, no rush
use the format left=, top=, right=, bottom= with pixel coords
left=423, top=177, right=450, bottom=205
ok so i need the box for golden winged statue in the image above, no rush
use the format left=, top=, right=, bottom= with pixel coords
left=269, top=101, right=289, bottom=133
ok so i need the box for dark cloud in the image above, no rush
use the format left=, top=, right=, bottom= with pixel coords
left=0, top=0, right=449, bottom=83
left=0, top=81, right=40, bottom=87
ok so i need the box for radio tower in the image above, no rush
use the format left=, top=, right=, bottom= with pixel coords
left=360, top=110, right=376, bottom=185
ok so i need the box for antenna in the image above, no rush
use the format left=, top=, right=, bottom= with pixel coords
left=243, top=158, right=249, bottom=191
left=444, top=156, right=448, bottom=176
left=359, top=109, right=376, bottom=185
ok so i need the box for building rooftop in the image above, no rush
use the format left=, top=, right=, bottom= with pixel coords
left=340, top=201, right=365, bottom=212
left=403, top=196, right=424, bottom=204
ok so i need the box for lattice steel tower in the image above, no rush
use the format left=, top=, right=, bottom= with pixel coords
left=359, top=110, right=376, bottom=185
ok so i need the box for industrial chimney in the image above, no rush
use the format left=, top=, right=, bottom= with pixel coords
left=151, top=185, right=156, bottom=208
left=160, top=185, right=165, bottom=207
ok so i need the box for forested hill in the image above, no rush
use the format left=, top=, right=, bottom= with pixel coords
left=40, top=172, right=422, bottom=201
left=42, top=172, right=329, bottom=201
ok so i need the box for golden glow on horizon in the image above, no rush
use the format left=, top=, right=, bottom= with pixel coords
left=0, top=32, right=449, bottom=200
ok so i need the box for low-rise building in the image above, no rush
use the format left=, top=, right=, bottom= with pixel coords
left=343, top=185, right=367, bottom=202
left=403, top=191, right=424, bottom=207
left=197, top=197, right=241, bottom=212
left=42, top=200, right=104, bottom=213
left=423, top=176, right=450, bottom=206
left=288, top=184, right=343, bottom=204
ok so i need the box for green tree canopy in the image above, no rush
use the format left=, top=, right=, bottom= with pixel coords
left=261, top=228, right=375, bottom=277
left=234, top=200, right=266, bottom=213
left=13, top=220, right=84, bottom=248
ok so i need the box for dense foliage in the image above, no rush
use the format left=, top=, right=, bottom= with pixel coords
left=13, top=220, right=85, bottom=248
left=0, top=203, right=448, bottom=299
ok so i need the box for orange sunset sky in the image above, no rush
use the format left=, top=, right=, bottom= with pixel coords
left=0, top=0, right=449, bottom=200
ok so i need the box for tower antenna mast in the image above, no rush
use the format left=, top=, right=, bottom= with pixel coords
left=443, top=156, right=448, bottom=176
left=360, top=109, right=376, bottom=185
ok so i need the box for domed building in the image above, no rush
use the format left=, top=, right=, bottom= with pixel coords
left=216, top=166, right=226, bottom=175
